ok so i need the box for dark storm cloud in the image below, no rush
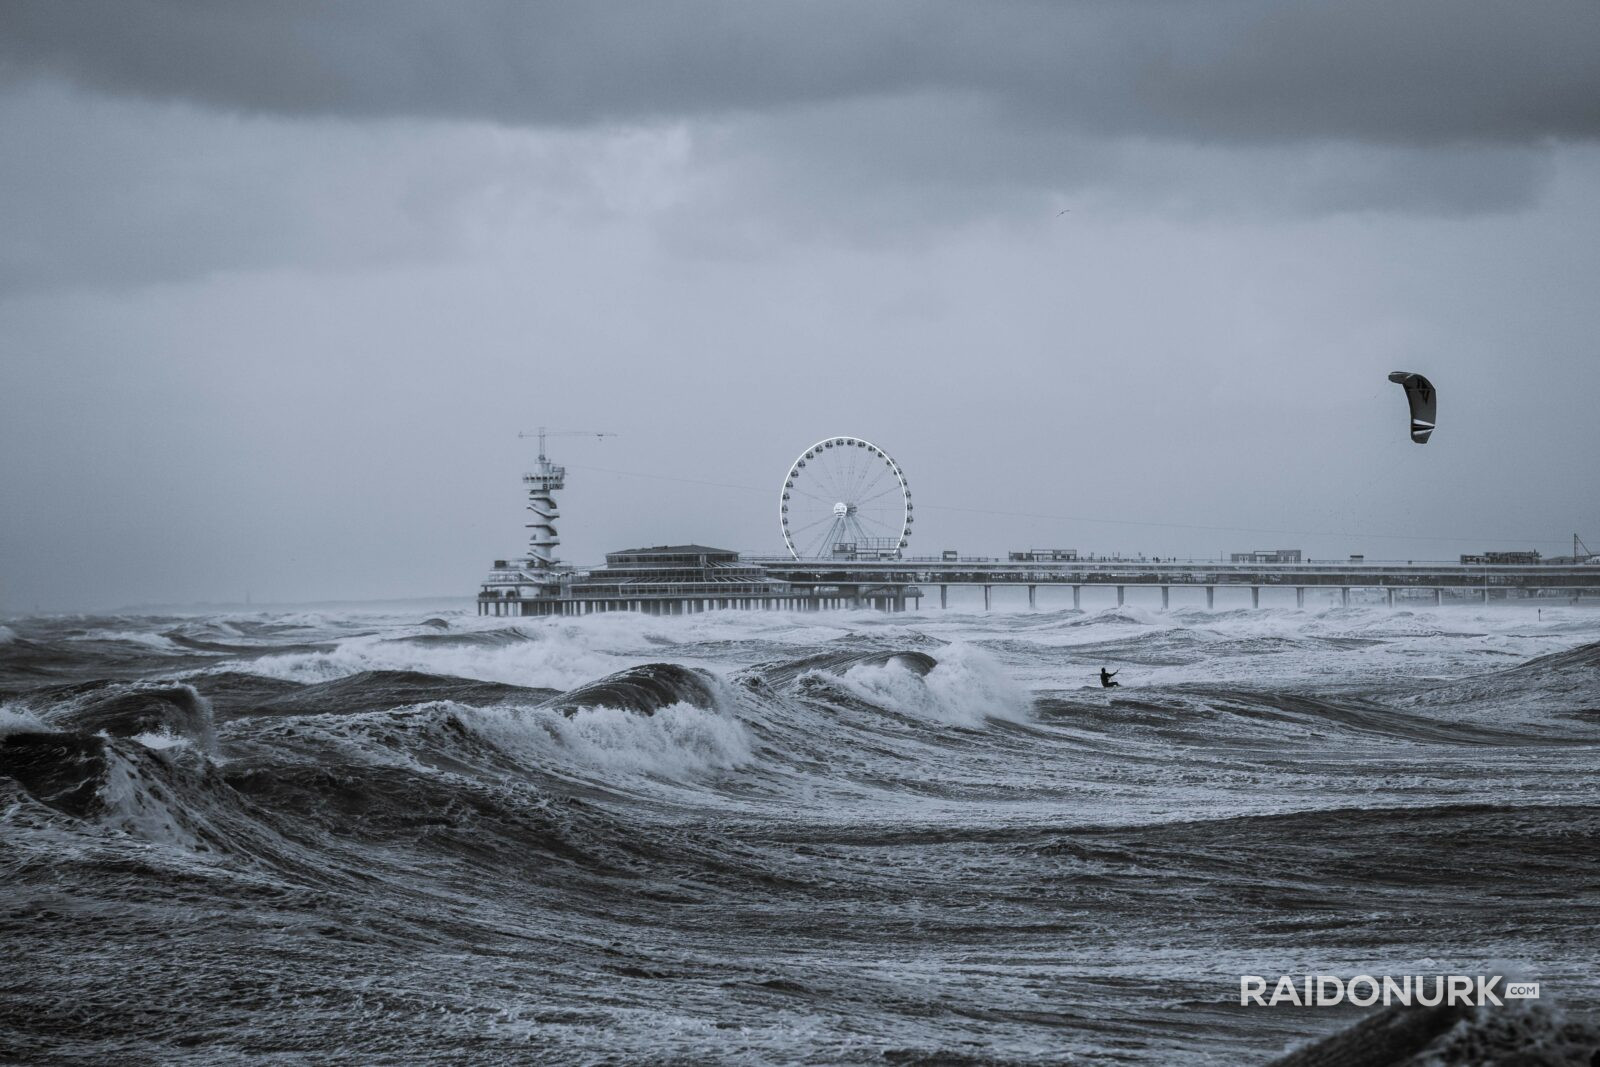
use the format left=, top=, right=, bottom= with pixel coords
left=4, top=0, right=1598, bottom=146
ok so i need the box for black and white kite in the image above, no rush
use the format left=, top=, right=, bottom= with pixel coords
left=1388, top=371, right=1437, bottom=444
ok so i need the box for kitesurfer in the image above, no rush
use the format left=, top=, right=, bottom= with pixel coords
left=1100, top=668, right=1120, bottom=688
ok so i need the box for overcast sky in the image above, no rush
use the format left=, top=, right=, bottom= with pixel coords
left=3, top=1, right=1598, bottom=611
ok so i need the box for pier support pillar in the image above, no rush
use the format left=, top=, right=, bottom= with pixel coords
left=1072, top=586, right=1081, bottom=610
left=1161, top=586, right=1169, bottom=610
left=1205, top=586, right=1214, bottom=610
left=1295, top=588, right=1304, bottom=609
left=1482, top=588, right=1490, bottom=604
left=1433, top=588, right=1443, bottom=606
left=983, top=585, right=992, bottom=611
left=1386, top=588, right=1394, bottom=608
left=1116, top=586, right=1125, bottom=607
left=1251, top=587, right=1260, bottom=609
left=1028, top=585, right=1036, bottom=609
left=940, top=585, right=948, bottom=610
left=1340, top=588, right=1350, bottom=608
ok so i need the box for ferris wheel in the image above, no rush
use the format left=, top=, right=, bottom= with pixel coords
left=779, top=436, right=912, bottom=560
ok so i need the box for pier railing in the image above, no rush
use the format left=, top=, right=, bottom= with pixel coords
left=744, top=556, right=1600, bottom=590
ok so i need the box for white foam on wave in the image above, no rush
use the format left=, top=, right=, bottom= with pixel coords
left=130, top=729, right=198, bottom=752
left=234, top=609, right=787, bottom=689
left=95, top=746, right=203, bottom=848
left=235, top=624, right=629, bottom=690
left=457, top=701, right=756, bottom=783
left=925, top=600, right=1600, bottom=693
left=254, top=687, right=757, bottom=789
left=0, top=703, right=47, bottom=736
left=66, top=629, right=185, bottom=652
left=829, top=642, right=1034, bottom=727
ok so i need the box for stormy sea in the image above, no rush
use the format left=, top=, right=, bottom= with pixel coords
left=3, top=599, right=1598, bottom=1065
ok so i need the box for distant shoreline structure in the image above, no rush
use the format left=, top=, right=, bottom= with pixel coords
left=476, top=446, right=1600, bottom=618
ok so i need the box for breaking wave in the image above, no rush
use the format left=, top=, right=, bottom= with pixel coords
left=3, top=603, right=1598, bottom=1065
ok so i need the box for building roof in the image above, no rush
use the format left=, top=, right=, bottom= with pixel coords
left=611, top=544, right=738, bottom=556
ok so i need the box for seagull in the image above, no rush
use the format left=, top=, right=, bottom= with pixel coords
left=1056, top=209, right=1071, bottom=216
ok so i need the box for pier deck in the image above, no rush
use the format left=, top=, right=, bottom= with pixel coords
left=478, top=556, right=1600, bottom=616
left=753, top=557, right=1600, bottom=610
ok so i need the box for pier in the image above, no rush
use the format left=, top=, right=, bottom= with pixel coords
left=478, top=552, right=1599, bottom=617
left=477, top=435, right=1598, bottom=617
left=751, top=556, right=1600, bottom=611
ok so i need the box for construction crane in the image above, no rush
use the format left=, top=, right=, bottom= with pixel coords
left=518, top=427, right=617, bottom=460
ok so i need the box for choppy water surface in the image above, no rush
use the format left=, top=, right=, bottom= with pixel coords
left=3, top=602, right=1598, bottom=1064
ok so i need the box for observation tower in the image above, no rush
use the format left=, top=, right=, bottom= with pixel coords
left=478, top=430, right=602, bottom=614
left=522, top=449, right=565, bottom=571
